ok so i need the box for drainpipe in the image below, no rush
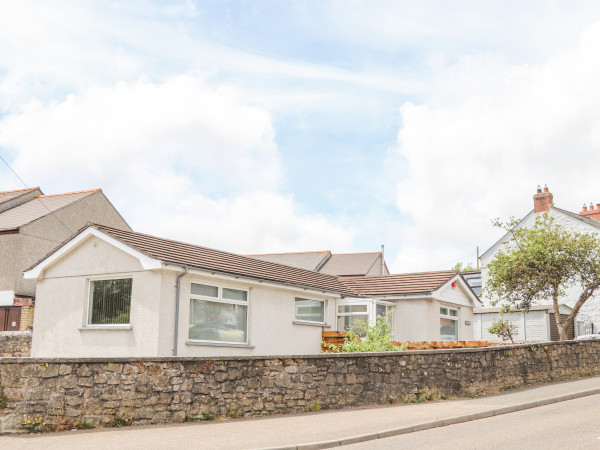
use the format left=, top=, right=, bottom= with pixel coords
left=173, top=265, right=189, bottom=356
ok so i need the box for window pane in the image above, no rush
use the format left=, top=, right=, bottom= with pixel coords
left=295, top=298, right=324, bottom=322
left=90, top=279, right=132, bottom=325
left=338, top=304, right=368, bottom=314
left=189, top=299, right=247, bottom=343
left=440, top=307, right=448, bottom=315
left=440, top=318, right=458, bottom=341
left=449, top=309, right=458, bottom=317
left=376, top=304, right=387, bottom=318
left=337, top=314, right=368, bottom=333
left=222, top=287, right=247, bottom=301
left=191, top=283, right=218, bottom=297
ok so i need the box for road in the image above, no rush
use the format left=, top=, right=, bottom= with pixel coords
left=345, top=393, right=600, bottom=449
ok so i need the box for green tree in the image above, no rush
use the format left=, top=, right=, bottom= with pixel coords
left=485, top=213, right=600, bottom=340
left=452, top=262, right=476, bottom=271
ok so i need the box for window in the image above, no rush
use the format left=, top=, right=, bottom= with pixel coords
left=295, top=298, right=325, bottom=323
left=376, top=303, right=394, bottom=325
left=336, top=300, right=395, bottom=334
left=440, top=306, right=459, bottom=341
left=88, top=278, right=132, bottom=325
left=337, top=304, right=369, bottom=332
left=189, top=283, right=248, bottom=344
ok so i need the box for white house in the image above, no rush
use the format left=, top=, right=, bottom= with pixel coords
left=473, top=304, right=574, bottom=342
left=480, top=186, right=600, bottom=336
left=24, top=223, right=481, bottom=357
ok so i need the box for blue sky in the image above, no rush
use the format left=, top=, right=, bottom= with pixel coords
left=3, top=1, right=600, bottom=272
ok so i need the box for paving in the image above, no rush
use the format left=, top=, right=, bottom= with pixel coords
left=2, top=376, right=600, bottom=450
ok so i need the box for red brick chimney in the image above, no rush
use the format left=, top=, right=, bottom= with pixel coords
left=580, top=202, right=600, bottom=221
left=533, top=185, right=553, bottom=213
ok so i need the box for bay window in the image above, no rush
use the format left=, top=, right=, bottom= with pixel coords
left=337, top=300, right=394, bottom=334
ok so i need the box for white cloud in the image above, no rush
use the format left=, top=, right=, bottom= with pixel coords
left=0, top=75, right=355, bottom=253
left=392, top=20, right=600, bottom=273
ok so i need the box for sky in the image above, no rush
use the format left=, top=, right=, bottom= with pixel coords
left=2, top=1, right=600, bottom=273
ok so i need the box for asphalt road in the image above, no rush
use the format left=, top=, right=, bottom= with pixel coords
left=344, top=393, right=600, bottom=449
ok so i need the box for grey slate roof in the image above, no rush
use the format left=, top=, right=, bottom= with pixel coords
left=553, top=206, right=600, bottom=230
left=247, top=251, right=331, bottom=271
left=319, top=253, right=383, bottom=276
left=247, top=251, right=387, bottom=276
left=0, top=189, right=98, bottom=231
left=0, top=187, right=39, bottom=204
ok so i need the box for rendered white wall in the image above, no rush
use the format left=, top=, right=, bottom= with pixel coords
left=481, top=207, right=600, bottom=334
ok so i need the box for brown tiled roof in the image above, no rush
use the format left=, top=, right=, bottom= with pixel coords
left=0, top=189, right=99, bottom=230
left=92, top=224, right=356, bottom=295
left=339, top=270, right=458, bottom=296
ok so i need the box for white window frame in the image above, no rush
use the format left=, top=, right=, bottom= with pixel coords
left=85, top=275, right=133, bottom=328
left=188, top=281, right=250, bottom=345
left=336, top=299, right=395, bottom=332
left=294, top=297, right=326, bottom=325
left=440, top=305, right=459, bottom=341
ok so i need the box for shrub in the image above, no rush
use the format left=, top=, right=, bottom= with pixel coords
left=328, top=313, right=406, bottom=352
left=488, top=316, right=518, bottom=344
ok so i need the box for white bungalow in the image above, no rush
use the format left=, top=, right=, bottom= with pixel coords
left=24, top=224, right=481, bottom=357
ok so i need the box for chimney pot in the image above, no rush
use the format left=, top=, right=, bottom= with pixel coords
left=590, top=203, right=595, bottom=210
left=583, top=203, right=588, bottom=212
left=543, top=185, right=549, bottom=193
left=537, top=185, right=542, bottom=193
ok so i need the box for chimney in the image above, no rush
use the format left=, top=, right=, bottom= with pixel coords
left=580, top=201, right=600, bottom=221
left=533, top=184, right=553, bottom=213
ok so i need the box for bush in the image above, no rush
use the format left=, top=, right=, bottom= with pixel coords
left=328, top=314, right=406, bottom=352
left=488, top=317, right=518, bottom=344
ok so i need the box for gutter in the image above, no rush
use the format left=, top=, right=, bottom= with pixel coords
left=162, top=261, right=354, bottom=297
left=168, top=263, right=189, bottom=356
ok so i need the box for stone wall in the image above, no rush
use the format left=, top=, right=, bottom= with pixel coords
left=0, top=332, right=31, bottom=358
left=1, top=340, right=599, bottom=433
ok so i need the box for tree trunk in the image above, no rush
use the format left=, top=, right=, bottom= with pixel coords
left=557, top=321, right=569, bottom=341
left=551, top=285, right=569, bottom=341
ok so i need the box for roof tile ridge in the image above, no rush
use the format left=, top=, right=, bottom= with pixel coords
left=330, top=251, right=380, bottom=256
left=38, top=188, right=101, bottom=198
left=91, top=224, right=347, bottom=283
left=0, top=186, right=40, bottom=194
left=339, top=269, right=457, bottom=279
left=246, top=250, right=331, bottom=256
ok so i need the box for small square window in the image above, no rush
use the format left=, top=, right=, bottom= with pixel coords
left=88, top=278, right=132, bottom=325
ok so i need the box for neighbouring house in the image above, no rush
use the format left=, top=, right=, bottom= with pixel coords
left=461, top=270, right=482, bottom=297
left=247, top=249, right=390, bottom=276
left=0, top=187, right=130, bottom=331
left=23, top=223, right=481, bottom=357
left=480, top=185, right=600, bottom=336
left=473, top=304, right=575, bottom=342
